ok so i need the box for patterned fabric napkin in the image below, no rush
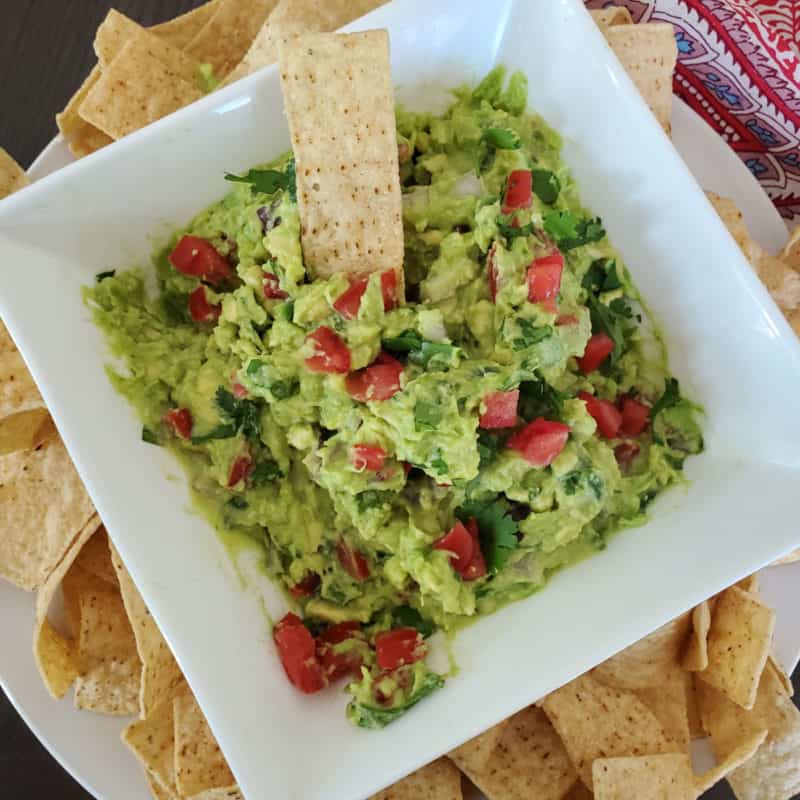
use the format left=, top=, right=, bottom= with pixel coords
left=586, top=0, right=800, bottom=222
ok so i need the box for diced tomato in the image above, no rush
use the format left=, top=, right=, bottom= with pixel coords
left=507, top=418, right=571, bottom=466
left=480, top=390, right=519, bottom=429
left=227, top=455, right=253, bottom=488
left=169, top=235, right=232, bottom=285
left=462, top=518, right=487, bottom=581
left=334, top=277, right=368, bottom=320
left=273, top=613, right=325, bottom=694
left=502, top=170, right=532, bottom=214
left=527, top=251, right=564, bottom=313
left=187, top=286, right=221, bottom=323
left=578, top=333, right=615, bottom=374
left=345, top=352, right=403, bottom=402
left=232, top=382, right=248, bottom=399
left=263, top=271, right=288, bottom=300
left=487, top=243, right=498, bottom=303
left=619, top=396, right=651, bottom=437
left=164, top=408, right=193, bottom=440
left=433, top=521, right=474, bottom=574
left=579, top=391, right=622, bottom=439
left=381, top=269, right=399, bottom=311
left=337, top=540, right=370, bottom=581
left=316, top=622, right=363, bottom=681
left=305, top=326, right=351, bottom=374
left=289, top=573, right=320, bottom=598
left=614, top=442, right=641, bottom=469
left=556, top=314, right=578, bottom=326
left=375, top=628, right=426, bottom=671
left=351, top=444, right=387, bottom=472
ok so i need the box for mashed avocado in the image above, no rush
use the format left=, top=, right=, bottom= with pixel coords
left=85, top=68, right=702, bottom=726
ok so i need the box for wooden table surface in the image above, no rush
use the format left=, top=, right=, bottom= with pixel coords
left=0, top=2, right=797, bottom=799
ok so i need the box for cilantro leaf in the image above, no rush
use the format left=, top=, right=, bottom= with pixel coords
left=512, top=318, right=553, bottom=351
left=651, top=377, right=681, bottom=418
left=581, top=258, right=621, bottom=294
left=383, top=330, right=423, bottom=353
left=270, top=380, right=299, bottom=399
left=414, top=401, right=443, bottom=432
left=215, top=387, right=261, bottom=440
left=544, top=211, right=605, bottom=251
left=586, top=296, right=633, bottom=366
left=225, top=159, right=296, bottom=200
left=430, top=453, right=448, bottom=476
left=409, top=341, right=460, bottom=371
left=518, top=376, right=565, bottom=420
left=250, top=461, right=282, bottom=484
left=393, top=606, right=435, bottom=638
left=356, top=490, right=392, bottom=512
left=532, top=169, right=560, bottom=204
left=95, top=269, right=116, bottom=282
left=496, top=217, right=535, bottom=243
left=141, top=427, right=161, bottom=446
left=477, top=431, right=503, bottom=469
left=482, top=127, right=521, bottom=149
left=190, top=423, right=237, bottom=444
left=456, top=495, right=519, bottom=573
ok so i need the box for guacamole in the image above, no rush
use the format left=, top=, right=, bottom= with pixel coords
left=86, top=68, right=702, bottom=727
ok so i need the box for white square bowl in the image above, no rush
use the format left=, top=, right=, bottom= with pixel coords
left=2, top=1, right=800, bottom=798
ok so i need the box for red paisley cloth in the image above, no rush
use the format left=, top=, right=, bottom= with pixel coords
left=586, top=0, right=800, bottom=221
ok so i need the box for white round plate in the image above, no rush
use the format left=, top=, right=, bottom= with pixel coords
left=3, top=98, right=798, bottom=800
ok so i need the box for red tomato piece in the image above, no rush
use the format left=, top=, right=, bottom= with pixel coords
left=273, top=613, right=325, bottom=693
left=479, top=390, right=520, bottom=429
left=333, top=277, right=368, bottom=320
left=579, top=391, right=622, bottom=439
left=578, top=333, right=615, bottom=374
left=402, top=462, right=412, bottom=477
left=232, top=382, right=248, bottom=399
left=187, top=286, right=221, bottom=324
left=555, top=314, right=578, bottom=326
left=263, top=271, right=288, bottom=300
left=375, top=628, right=427, bottom=671
left=433, top=521, right=474, bottom=574
left=351, top=444, right=387, bottom=471
left=462, top=518, right=487, bottom=581
left=305, top=327, right=351, bottom=374
left=507, top=418, right=571, bottom=466
left=527, top=251, right=564, bottom=313
left=337, top=540, right=370, bottom=581
left=620, top=396, right=651, bottom=437
left=169, top=235, right=232, bottom=285
left=502, top=170, right=532, bottom=214
left=614, top=442, right=641, bottom=469
left=487, top=243, right=498, bottom=303
left=316, top=622, right=363, bottom=682
left=164, top=408, right=193, bottom=440
left=381, top=270, right=399, bottom=311
left=345, top=352, right=403, bottom=402
left=289, top=573, right=321, bottom=598
left=227, top=455, right=253, bottom=488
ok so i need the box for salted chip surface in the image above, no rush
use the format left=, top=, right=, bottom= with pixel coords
left=448, top=719, right=509, bottom=773
left=279, top=30, right=404, bottom=277
left=698, top=585, right=775, bottom=709
left=370, top=758, right=462, bottom=800
left=55, top=66, right=113, bottom=158
left=590, top=7, right=633, bottom=28
left=0, top=434, right=95, bottom=590
left=0, top=148, right=29, bottom=199
left=185, top=0, right=278, bottom=77
left=604, top=23, right=677, bottom=133
left=592, top=753, right=695, bottom=799
left=151, top=1, right=221, bottom=49
left=124, top=692, right=180, bottom=796
left=683, top=599, right=711, bottom=671
left=174, top=686, right=235, bottom=796
left=542, top=672, right=678, bottom=790
left=633, top=666, right=691, bottom=751
left=74, top=527, right=117, bottom=586
left=453, top=705, right=577, bottom=800
left=79, top=38, right=202, bottom=140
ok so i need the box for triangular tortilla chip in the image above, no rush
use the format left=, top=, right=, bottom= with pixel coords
left=452, top=705, right=577, bottom=800
left=370, top=758, right=462, bottom=800
left=74, top=527, right=117, bottom=586
left=542, top=672, right=679, bottom=790
left=124, top=693, right=180, bottom=796
left=109, top=542, right=183, bottom=718
left=151, top=1, right=221, bottom=49
left=634, top=666, right=691, bottom=751
left=0, top=148, right=29, bottom=199
left=55, top=65, right=113, bottom=158
left=682, top=600, right=711, bottom=672
left=448, top=719, right=509, bottom=774
left=697, top=586, right=775, bottom=710
left=592, top=753, right=695, bottom=799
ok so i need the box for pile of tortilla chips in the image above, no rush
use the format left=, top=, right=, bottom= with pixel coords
left=2, top=3, right=800, bottom=799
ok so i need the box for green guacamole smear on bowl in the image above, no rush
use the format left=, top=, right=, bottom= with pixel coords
left=85, top=68, right=703, bottom=728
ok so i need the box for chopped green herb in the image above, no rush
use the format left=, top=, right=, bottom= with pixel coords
left=269, top=380, right=299, bottom=400
left=141, top=427, right=160, bottom=446
left=275, top=300, right=295, bottom=322
left=190, top=424, right=237, bottom=445
left=392, top=606, right=435, bottom=638
left=587, top=296, right=634, bottom=366
left=95, top=270, right=116, bottom=282
left=496, top=217, right=535, bottom=242
left=518, top=375, right=565, bottom=420
left=196, top=63, right=219, bottom=93
left=430, top=453, right=448, bottom=476
left=532, top=169, right=560, bottom=204
left=414, top=401, right=443, bottom=432
left=382, top=329, right=423, bottom=353
left=562, top=471, right=581, bottom=495
left=215, top=387, right=261, bottom=440
left=251, top=460, right=282, bottom=484
left=225, top=159, right=296, bottom=199
left=651, top=377, right=680, bottom=418
left=356, top=490, right=391, bottom=512
left=227, top=496, right=249, bottom=510
left=457, top=495, right=518, bottom=573
left=512, top=319, right=553, bottom=351
left=543, top=211, right=605, bottom=251
left=482, top=127, right=521, bottom=150
left=582, top=258, right=622, bottom=294
left=477, top=431, right=503, bottom=469
left=409, top=341, right=460, bottom=371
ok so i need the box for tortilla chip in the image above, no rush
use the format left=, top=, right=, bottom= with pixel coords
left=542, top=672, right=679, bottom=790
left=694, top=729, right=767, bottom=795
left=697, top=665, right=800, bottom=799
left=174, top=686, right=235, bottom=796
left=124, top=693, right=180, bottom=796
left=780, top=224, right=800, bottom=271
left=592, top=753, right=695, bottom=800
left=0, top=329, right=45, bottom=420
left=94, top=10, right=199, bottom=83
left=593, top=612, right=690, bottom=690
left=55, top=66, right=113, bottom=158
left=146, top=771, right=176, bottom=800
left=185, top=0, right=278, bottom=77
left=0, top=434, right=95, bottom=590
left=453, top=705, right=577, bottom=800
left=590, top=7, right=634, bottom=28
left=682, top=600, right=711, bottom=672
left=0, top=409, right=54, bottom=456
left=603, top=24, right=677, bottom=133
left=697, top=585, right=775, bottom=709
left=737, top=573, right=760, bottom=594
left=189, top=788, right=243, bottom=800
left=771, top=547, right=800, bottom=565
left=109, top=542, right=183, bottom=718
left=79, top=38, right=202, bottom=141
left=684, top=672, right=705, bottom=739
left=448, top=719, right=509, bottom=773
left=226, top=0, right=387, bottom=82
left=0, top=148, right=29, bottom=199
left=370, top=758, right=462, bottom=800
left=766, top=654, right=793, bottom=697
left=634, top=666, right=691, bottom=751
left=563, top=781, right=593, bottom=800
left=151, top=1, right=221, bottom=49
left=73, top=527, right=117, bottom=586
left=747, top=240, right=800, bottom=313
left=279, top=31, right=404, bottom=278
left=74, top=586, right=142, bottom=714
